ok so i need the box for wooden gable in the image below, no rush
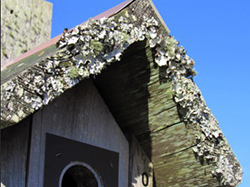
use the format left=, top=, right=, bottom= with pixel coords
left=1, top=0, right=242, bottom=186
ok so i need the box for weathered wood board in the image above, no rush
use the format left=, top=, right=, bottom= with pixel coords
left=94, top=43, right=222, bottom=185
left=0, top=0, right=241, bottom=186
left=1, top=116, right=31, bottom=187
left=128, top=134, right=154, bottom=187
left=27, top=79, right=129, bottom=187
left=138, top=122, right=198, bottom=161
left=153, top=147, right=218, bottom=187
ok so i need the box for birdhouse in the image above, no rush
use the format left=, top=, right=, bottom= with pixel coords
left=1, top=0, right=242, bottom=186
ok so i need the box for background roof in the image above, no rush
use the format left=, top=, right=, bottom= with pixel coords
left=48, top=0, right=250, bottom=186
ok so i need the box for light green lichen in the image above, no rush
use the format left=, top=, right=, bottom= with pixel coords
left=90, top=40, right=103, bottom=56
left=68, top=66, right=79, bottom=78
left=1, top=11, right=242, bottom=186
left=120, top=33, right=130, bottom=43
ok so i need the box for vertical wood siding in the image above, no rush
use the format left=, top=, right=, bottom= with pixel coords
left=1, top=116, right=31, bottom=186
left=27, top=79, right=129, bottom=187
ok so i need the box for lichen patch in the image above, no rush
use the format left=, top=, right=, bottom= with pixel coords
left=1, top=12, right=242, bottom=186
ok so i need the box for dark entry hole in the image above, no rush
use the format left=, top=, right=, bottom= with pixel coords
left=10, top=10, right=14, bottom=14
left=61, top=165, right=99, bottom=187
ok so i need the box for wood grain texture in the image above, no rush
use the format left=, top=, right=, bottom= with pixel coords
left=153, top=147, right=218, bottom=187
left=138, top=122, right=198, bottom=161
left=127, top=134, right=153, bottom=187
left=1, top=116, right=31, bottom=187
left=1, top=0, right=236, bottom=186
left=27, top=79, right=129, bottom=187
left=93, top=40, right=221, bottom=185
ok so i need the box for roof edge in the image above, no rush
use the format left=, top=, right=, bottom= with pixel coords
left=1, top=1, right=242, bottom=185
left=1, top=0, right=135, bottom=71
left=149, top=0, right=170, bottom=34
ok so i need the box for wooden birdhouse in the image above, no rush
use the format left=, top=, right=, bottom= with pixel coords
left=1, top=0, right=242, bottom=186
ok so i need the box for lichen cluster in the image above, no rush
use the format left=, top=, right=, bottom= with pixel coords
left=1, top=12, right=242, bottom=186
left=1, top=13, right=158, bottom=125
left=152, top=30, right=242, bottom=186
left=173, top=75, right=242, bottom=186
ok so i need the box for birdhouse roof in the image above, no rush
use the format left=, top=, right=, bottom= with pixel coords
left=1, top=0, right=242, bottom=186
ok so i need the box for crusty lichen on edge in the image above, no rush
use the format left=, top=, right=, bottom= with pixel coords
left=1, top=12, right=242, bottom=186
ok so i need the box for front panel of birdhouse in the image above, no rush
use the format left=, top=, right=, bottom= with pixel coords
left=26, top=80, right=129, bottom=187
left=44, top=133, right=119, bottom=187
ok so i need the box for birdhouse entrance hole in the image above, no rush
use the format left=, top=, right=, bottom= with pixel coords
left=44, top=133, right=119, bottom=186
left=60, top=162, right=102, bottom=187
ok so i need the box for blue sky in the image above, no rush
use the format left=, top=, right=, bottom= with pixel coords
left=48, top=0, right=250, bottom=186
